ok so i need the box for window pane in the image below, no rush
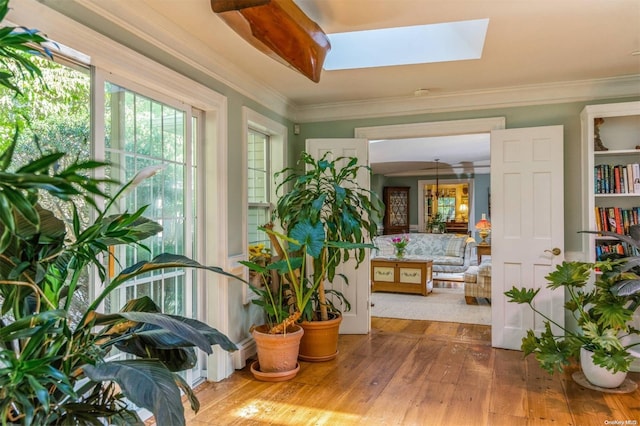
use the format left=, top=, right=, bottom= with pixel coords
left=248, top=129, right=268, bottom=203
left=104, top=82, right=193, bottom=326
left=248, top=207, right=270, bottom=245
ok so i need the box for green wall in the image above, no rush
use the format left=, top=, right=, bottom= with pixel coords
left=296, top=97, right=640, bottom=254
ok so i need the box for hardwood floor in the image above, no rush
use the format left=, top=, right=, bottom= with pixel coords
left=180, top=318, right=639, bottom=426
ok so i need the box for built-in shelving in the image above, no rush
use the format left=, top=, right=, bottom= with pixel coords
left=581, top=101, right=640, bottom=263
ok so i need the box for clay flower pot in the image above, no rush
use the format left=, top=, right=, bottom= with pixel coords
left=251, top=324, right=303, bottom=381
left=298, top=313, right=342, bottom=362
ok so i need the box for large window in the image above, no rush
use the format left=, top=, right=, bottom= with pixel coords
left=103, top=82, right=198, bottom=320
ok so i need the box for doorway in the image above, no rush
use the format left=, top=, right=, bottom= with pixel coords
left=355, top=117, right=505, bottom=329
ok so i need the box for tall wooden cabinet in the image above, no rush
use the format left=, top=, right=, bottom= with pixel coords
left=383, top=186, right=410, bottom=235
left=581, top=101, right=640, bottom=263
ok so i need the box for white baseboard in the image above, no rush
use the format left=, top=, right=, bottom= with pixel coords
left=232, top=336, right=257, bottom=370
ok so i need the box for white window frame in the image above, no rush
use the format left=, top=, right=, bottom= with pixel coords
left=240, top=107, right=286, bottom=304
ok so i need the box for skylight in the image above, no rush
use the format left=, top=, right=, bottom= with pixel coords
left=324, top=18, right=489, bottom=71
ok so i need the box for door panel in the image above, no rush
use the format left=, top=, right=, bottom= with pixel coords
left=491, top=126, right=564, bottom=350
left=306, top=138, right=370, bottom=334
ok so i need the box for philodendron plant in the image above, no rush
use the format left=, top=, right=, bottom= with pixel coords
left=0, top=5, right=238, bottom=425
left=506, top=224, right=640, bottom=376
left=506, top=260, right=639, bottom=374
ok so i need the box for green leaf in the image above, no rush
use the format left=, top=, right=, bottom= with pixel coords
left=505, top=286, right=539, bottom=304
left=544, top=261, right=591, bottom=289
left=174, top=373, right=199, bottom=413
left=16, top=152, right=64, bottom=173
left=289, top=220, right=325, bottom=258
left=611, top=278, right=640, bottom=296
left=582, top=322, right=624, bottom=352
left=593, top=302, right=632, bottom=329
left=83, top=360, right=186, bottom=426
left=590, top=349, right=632, bottom=373
left=104, top=311, right=213, bottom=354
left=2, top=186, right=39, bottom=226
left=89, top=254, right=239, bottom=313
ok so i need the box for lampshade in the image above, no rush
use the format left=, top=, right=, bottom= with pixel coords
left=475, top=213, right=491, bottom=230
left=459, top=203, right=468, bottom=221
left=475, top=213, right=491, bottom=244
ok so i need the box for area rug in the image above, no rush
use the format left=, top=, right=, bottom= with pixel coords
left=371, top=287, right=491, bottom=325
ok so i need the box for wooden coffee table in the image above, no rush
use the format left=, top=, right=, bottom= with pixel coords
left=371, top=258, right=433, bottom=296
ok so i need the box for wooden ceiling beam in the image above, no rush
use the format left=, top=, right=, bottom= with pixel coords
left=211, top=0, right=331, bottom=83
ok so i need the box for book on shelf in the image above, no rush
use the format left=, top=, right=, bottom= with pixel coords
left=594, top=206, right=640, bottom=235
left=594, top=162, right=640, bottom=194
left=595, top=240, right=640, bottom=260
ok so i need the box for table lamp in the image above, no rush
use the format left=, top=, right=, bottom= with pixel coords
left=475, top=213, right=491, bottom=245
left=459, top=203, right=468, bottom=222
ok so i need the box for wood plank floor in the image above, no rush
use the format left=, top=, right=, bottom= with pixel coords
left=179, top=318, right=640, bottom=426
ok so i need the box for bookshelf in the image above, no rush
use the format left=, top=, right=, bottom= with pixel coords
left=581, top=101, right=640, bottom=263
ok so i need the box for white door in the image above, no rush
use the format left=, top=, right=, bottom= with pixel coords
left=306, top=138, right=370, bottom=334
left=491, top=126, right=565, bottom=350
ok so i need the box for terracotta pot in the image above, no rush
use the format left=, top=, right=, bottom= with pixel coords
left=298, top=313, right=342, bottom=362
left=252, top=324, right=303, bottom=376
left=580, top=347, right=627, bottom=389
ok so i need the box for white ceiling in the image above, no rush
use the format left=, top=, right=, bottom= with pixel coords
left=36, top=0, right=640, bottom=175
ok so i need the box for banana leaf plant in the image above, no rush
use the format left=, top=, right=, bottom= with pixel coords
left=240, top=222, right=372, bottom=333
left=0, top=6, right=238, bottom=424
left=272, top=151, right=383, bottom=321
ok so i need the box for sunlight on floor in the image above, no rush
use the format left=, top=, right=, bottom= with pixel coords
left=234, top=399, right=360, bottom=424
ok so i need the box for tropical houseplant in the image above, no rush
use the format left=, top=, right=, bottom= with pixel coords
left=270, top=151, right=383, bottom=360
left=0, top=5, right=238, bottom=424
left=506, top=255, right=640, bottom=388
left=240, top=221, right=370, bottom=376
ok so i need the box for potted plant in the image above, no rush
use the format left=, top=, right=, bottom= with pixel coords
left=427, top=212, right=446, bottom=233
left=270, top=152, right=382, bottom=361
left=241, top=221, right=368, bottom=376
left=506, top=256, right=640, bottom=389
left=0, top=8, right=238, bottom=424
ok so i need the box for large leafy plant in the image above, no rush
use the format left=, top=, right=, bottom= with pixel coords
left=0, top=4, right=237, bottom=424
left=506, top=260, right=640, bottom=374
left=272, top=151, right=383, bottom=321
left=241, top=223, right=366, bottom=333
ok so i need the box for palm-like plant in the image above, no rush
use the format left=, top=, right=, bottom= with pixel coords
left=0, top=3, right=237, bottom=424
left=273, top=151, right=383, bottom=321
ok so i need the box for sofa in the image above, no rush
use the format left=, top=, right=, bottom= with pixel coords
left=371, top=233, right=477, bottom=278
left=463, top=257, right=492, bottom=304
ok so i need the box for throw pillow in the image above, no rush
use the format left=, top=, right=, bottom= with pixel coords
left=445, top=236, right=466, bottom=257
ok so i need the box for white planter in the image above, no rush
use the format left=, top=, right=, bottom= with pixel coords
left=580, top=347, right=627, bottom=389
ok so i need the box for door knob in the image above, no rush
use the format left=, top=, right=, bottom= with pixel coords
left=545, top=248, right=561, bottom=256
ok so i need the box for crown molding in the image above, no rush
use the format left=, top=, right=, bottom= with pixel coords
left=293, top=75, right=640, bottom=123
left=20, top=1, right=640, bottom=124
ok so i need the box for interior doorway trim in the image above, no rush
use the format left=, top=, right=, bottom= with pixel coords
left=354, top=117, right=506, bottom=140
